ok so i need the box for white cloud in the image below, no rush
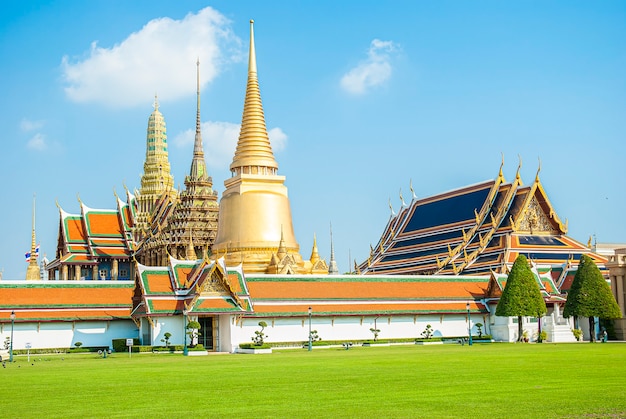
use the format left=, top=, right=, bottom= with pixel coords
left=268, top=127, right=287, bottom=152
left=340, top=39, right=399, bottom=95
left=27, top=133, right=47, bottom=151
left=174, top=121, right=288, bottom=170
left=20, top=118, right=44, bottom=132
left=61, top=7, right=242, bottom=107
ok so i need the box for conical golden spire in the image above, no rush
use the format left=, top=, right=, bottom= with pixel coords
left=213, top=19, right=303, bottom=274
left=309, top=233, right=320, bottom=264
left=229, top=20, right=278, bottom=173
left=26, top=194, right=41, bottom=280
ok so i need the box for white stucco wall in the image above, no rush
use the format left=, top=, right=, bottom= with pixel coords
left=0, top=320, right=138, bottom=350
left=225, top=313, right=480, bottom=351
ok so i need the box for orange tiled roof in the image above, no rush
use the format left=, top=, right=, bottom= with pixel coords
left=65, top=217, right=86, bottom=243
left=252, top=301, right=486, bottom=316
left=0, top=281, right=134, bottom=322
left=85, top=211, right=124, bottom=236
left=245, top=275, right=488, bottom=300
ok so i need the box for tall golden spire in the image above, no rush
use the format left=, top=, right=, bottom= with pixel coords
left=229, top=20, right=278, bottom=174
left=25, top=194, right=41, bottom=280
left=213, top=19, right=303, bottom=273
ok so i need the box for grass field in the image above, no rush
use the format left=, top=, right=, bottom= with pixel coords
left=2, top=343, right=625, bottom=418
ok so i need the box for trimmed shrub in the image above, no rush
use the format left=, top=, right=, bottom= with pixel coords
left=112, top=338, right=140, bottom=353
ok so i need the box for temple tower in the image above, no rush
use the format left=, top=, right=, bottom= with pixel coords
left=163, top=59, right=219, bottom=260
left=213, top=20, right=304, bottom=273
left=134, top=96, right=177, bottom=241
left=25, top=195, right=41, bottom=280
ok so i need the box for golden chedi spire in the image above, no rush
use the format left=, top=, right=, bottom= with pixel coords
left=213, top=20, right=304, bottom=273
left=25, top=194, right=41, bottom=280
left=229, top=20, right=278, bottom=175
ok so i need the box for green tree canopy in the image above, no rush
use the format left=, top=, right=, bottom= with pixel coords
left=496, top=255, right=547, bottom=341
left=563, top=254, right=621, bottom=342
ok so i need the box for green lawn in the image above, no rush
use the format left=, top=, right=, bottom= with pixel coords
left=2, top=343, right=625, bottom=418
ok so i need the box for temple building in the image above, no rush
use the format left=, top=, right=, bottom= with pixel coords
left=133, top=95, right=177, bottom=242
left=134, top=60, right=220, bottom=265
left=358, top=158, right=607, bottom=280
left=46, top=194, right=135, bottom=280
left=2, top=20, right=624, bottom=352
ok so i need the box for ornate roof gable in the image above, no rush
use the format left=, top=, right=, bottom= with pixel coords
left=510, top=166, right=567, bottom=235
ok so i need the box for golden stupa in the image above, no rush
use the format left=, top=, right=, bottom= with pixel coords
left=212, top=20, right=306, bottom=273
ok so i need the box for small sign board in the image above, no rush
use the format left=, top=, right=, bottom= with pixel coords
left=25, top=342, right=32, bottom=349
left=126, top=338, right=134, bottom=347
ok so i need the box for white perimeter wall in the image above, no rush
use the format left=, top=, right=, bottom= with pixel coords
left=0, top=320, right=138, bottom=350
left=225, top=313, right=477, bottom=352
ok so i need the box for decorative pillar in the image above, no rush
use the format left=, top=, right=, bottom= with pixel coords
left=615, top=274, right=626, bottom=317
left=61, top=265, right=68, bottom=281
left=92, top=265, right=98, bottom=280
left=112, top=260, right=119, bottom=281
left=74, top=265, right=80, bottom=280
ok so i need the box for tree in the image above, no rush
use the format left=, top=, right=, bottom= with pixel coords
left=161, top=332, right=172, bottom=347
left=252, top=321, right=268, bottom=346
left=496, top=255, right=547, bottom=342
left=369, top=327, right=380, bottom=341
left=186, top=321, right=201, bottom=347
left=563, top=254, right=621, bottom=342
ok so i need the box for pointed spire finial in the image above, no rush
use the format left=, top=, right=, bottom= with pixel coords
left=328, top=222, right=339, bottom=274
left=249, top=20, right=256, bottom=74
left=153, top=94, right=159, bottom=111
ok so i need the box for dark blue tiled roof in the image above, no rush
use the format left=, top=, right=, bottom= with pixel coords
left=381, top=247, right=446, bottom=263
left=518, top=236, right=566, bottom=246
left=391, top=230, right=462, bottom=249
left=404, top=187, right=491, bottom=232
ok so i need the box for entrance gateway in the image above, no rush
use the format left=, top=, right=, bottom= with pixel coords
left=198, top=316, right=216, bottom=351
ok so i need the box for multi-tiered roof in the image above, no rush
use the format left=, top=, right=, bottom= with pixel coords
left=359, top=159, right=606, bottom=277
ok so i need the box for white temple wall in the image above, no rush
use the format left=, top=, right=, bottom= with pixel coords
left=227, top=314, right=479, bottom=351
left=148, top=316, right=186, bottom=347
left=0, top=320, right=137, bottom=350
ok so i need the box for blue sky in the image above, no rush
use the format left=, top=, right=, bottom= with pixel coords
left=0, top=1, right=624, bottom=279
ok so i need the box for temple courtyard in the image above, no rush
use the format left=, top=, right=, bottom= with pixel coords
left=1, top=343, right=624, bottom=418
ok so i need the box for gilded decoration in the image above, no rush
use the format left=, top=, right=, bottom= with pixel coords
left=517, top=197, right=558, bottom=234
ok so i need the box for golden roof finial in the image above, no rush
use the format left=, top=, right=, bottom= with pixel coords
left=229, top=19, right=278, bottom=172
left=498, top=153, right=505, bottom=181
left=515, top=154, right=522, bottom=183
left=185, top=228, right=196, bottom=260
left=535, top=156, right=541, bottom=183
left=409, top=179, right=417, bottom=200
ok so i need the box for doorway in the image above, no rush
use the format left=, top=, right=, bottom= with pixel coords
left=199, top=317, right=215, bottom=350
